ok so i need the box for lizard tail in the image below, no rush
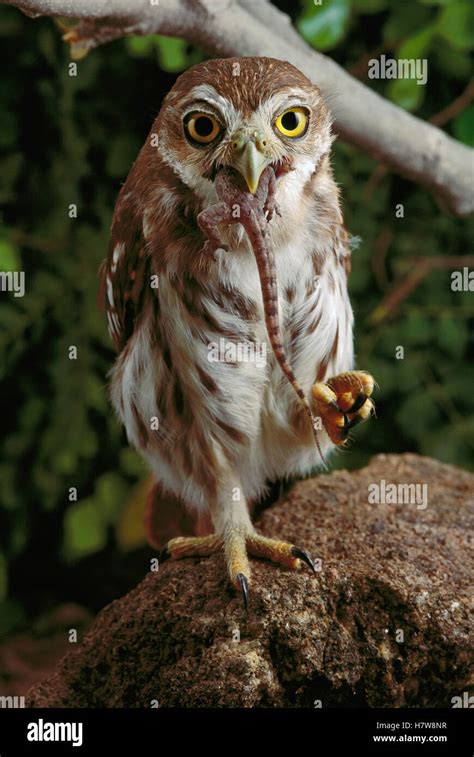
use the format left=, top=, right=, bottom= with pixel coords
left=252, top=219, right=326, bottom=467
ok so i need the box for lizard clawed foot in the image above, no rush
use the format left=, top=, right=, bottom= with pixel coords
left=312, top=370, right=376, bottom=445
left=264, top=198, right=281, bottom=222
left=199, top=239, right=229, bottom=261
left=159, top=529, right=317, bottom=610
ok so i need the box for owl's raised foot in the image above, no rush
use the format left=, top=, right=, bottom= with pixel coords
left=312, top=370, right=376, bottom=446
left=159, top=530, right=317, bottom=610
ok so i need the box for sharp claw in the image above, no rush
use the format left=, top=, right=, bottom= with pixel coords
left=291, top=546, right=317, bottom=573
left=350, top=392, right=368, bottom=413
left=236, top=573, right=249, bottom=610
left=346, top=414, right=364, bottom=430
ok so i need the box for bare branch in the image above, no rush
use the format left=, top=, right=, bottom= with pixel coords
left=369, top=256, right=474, bottom=324
left=3, top=0, right=473, bottom=215
left=431, top=77, right=474, bottom=128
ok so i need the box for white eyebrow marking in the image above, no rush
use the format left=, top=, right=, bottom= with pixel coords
left=185, top=84, right=241, bottom=126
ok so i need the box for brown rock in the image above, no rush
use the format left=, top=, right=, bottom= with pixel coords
left=27, top=454, right=473, bottom=708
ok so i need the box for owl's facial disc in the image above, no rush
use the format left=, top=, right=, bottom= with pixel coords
left=174, top=89, right=322, bottom=200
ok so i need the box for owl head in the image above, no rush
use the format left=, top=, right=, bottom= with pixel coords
left=155, top=57, right=333, bottom=203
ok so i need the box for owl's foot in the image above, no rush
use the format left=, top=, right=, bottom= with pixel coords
left=312, top=370, right=375, bottom=445
left=159, top=533, right=222, bottom=561
left=159, top=530, right=316, bottom=610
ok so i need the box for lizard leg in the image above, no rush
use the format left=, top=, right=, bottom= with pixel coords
left=197, top=202, right=233, bottom=257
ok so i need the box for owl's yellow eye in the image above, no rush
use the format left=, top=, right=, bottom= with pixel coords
left=274, top=107, right=308, bottom=138
left=185, top=113, right=222, bottom=144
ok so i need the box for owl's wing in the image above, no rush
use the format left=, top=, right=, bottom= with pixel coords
left=337, top=226, right=352, bottom=279
left=99, top=184, right=150, bottom=352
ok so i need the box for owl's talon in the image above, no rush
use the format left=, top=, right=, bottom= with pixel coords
left=312, top=370, right=376, bottom=446
left=349, top=392, right=368, bottom=413
left=345, top=413, right=364, bottom=430
left=291, top=546, right=317, bottom=573
left=236, top=572, right=250, bottom=610
left=158, top=529, right=316, bottom=606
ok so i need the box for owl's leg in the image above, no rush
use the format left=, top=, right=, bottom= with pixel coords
left=312, top=370, right=375, bottom=445
left=159, top=472, right=316, bottom=609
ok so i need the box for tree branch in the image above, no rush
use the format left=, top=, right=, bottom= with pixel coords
left=3, top=0, right=473, bottom=216
left=369, top=255, right=474, bottom=324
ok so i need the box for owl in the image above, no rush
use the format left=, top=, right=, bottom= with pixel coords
left=101, top=57, right=374, bottom=607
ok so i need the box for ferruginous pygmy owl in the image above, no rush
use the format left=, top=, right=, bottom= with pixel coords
left=100, top=57, right=375, bottom=607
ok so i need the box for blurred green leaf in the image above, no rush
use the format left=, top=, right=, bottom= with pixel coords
left=383, top=3, right=432, bottom=43
left=353, top=0, right=388, bottom=12
left=436, top=1, right=474, bottom=50
left=419, top=0, right=456, bottom=6
left=298, top=0, right=350, bottom=51
left=106, top=134, right=140, bottom=178
left=403, top=313, right=433, bottom=344
left=453, top=105, right=474, bottom=146
left=125, top=36, right=155, bottom=57
left=437, top=316, right=468, bottom=358
left=397, top=391, right=440, bottom=439
left=155, top=36, right=189, bottom=72
left=63, top=499, right=107, bottom=561
left=0, top=239, right=20, bottom=271
left=0, top=599, right=26, bottom=638
left=96, top=471, right=126, bottom=522
left=119, top=447, right=148, bottom=477
left=397, top=24, right=435, bottom=59
left=387, top=74, right=425, bottom=111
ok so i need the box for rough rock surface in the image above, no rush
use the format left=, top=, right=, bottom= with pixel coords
left=27, top=454, right=473, bottom=708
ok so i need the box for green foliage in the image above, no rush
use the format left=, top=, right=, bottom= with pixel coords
left=298, top=0, right=474, bottom=112
left=0, top=0, right=473, bottom=631
left=453, top=105, right=474, bottom=145
left=298, top=0, right=351, bottom=50
left=125, top=34, right=204, bottom=72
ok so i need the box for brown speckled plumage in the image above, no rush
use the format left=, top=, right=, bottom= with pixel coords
left=100, top=57, right=364, bottom=594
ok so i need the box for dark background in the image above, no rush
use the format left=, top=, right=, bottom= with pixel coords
left=0, top=0, right=472, bottom=668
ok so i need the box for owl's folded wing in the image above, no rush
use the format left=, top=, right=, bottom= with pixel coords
left=98, top=182, right=150, bottom=352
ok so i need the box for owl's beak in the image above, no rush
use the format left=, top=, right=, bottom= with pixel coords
left=230, top=132, right=270, bottom=194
